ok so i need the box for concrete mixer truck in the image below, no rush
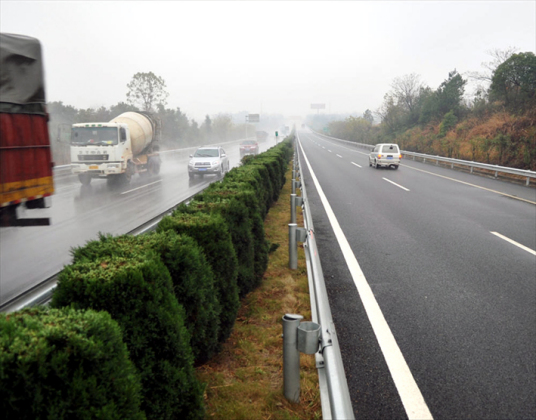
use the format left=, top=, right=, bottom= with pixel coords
left=70, top=111, right=161, bottom=186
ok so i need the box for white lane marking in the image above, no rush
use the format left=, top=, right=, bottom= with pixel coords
left=297, top=135, right=433, bottom=420
left=351, top=162, right=362, bottom=168
left=383, top=177, right=410, bottom=191
left=401, top=164, right=536, bottom=205
left=491, top=232, right=536, bottom=256
left=328, top=149, right=332, bottom=153
left=121, top=180, right=162, bottom=195
left=336, top=154, right=342, bottom=158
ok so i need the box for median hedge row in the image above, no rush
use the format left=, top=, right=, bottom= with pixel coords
left=2, top=135, right=294, bottom=419
left=51, top=253, right=204, bottom=420
left=0, top=307, right=145, bottom=419
left=70, top=231, right=221, bottom=364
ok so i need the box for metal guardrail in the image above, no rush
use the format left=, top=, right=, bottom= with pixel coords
left=286, top=140, right=355, bottom=419
left=309, top=131, right=536, bottom=186
left=9, top=137, right=262, bottom=312
left=0, top=190, right=205, bottom=314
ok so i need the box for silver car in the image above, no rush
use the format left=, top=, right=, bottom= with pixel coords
left=369, top=143, right=401, bottom=169
left=188, top=146, right=230, bottom=179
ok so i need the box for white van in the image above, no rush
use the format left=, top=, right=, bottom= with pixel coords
left=369, top=143, right=401, bottom=169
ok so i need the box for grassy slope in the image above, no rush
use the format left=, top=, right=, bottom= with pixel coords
left=398, top=110, right=536, bottom=170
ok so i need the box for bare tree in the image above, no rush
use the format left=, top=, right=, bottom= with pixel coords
left=468, top=47, right=519, bottom=84
left=126, top=72, right=169, bottom=112
left=391, top=73, right=423, bottom=113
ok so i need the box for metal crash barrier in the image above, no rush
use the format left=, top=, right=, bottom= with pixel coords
left=283, top=140, right=355, bottom=419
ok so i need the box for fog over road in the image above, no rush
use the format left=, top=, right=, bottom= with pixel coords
left=0, top=138, right=277, bottom=307
left=297, top=130, right=535, bottom=419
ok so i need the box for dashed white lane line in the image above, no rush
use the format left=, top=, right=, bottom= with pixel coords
left=336, top=154, right=342, bottom=158
left=382, top=178, right=410, bottom=191
left=328, top=149, right=332, bottom=153
left=121, top=180, right=162, bottom=195
left=491, top=232, right=536, bottom=256
left=401, top=164, right=536, bottom=205
left=351, top=162, right=362, bottom=168
left=298, top=136, right=433, bottom=420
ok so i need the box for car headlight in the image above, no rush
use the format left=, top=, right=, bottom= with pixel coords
left=211, top=160, right=220, bottom=167
left=188, top=161, right=194, bottom=167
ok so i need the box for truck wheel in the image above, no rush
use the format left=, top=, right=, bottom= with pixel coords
left=148, top=158, right=160, bottom=175
left=78, top=174, right=92, bottom=185
left=107, top=176, right=118, bottom=189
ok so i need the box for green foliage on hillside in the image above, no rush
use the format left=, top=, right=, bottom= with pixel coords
left=323, top=50, right=536, bottom=170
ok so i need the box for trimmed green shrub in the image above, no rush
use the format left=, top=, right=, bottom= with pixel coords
left=225, top=164, right=273, bottom=217
left=157, top=212, right=239, bottom=343
left=203, top=182, right=269, bottom=286
left=70, top=231, right=221, bottom=364
left=0, top=307, right=144, bottom=419
left=51, top=253, right=204, bottom=420
left=180, top=196, right=255, bottom=297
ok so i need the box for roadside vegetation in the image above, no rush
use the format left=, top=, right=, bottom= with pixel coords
left=195, top=161, right=321, bottom=420
left=1, top=139, right=321, bottom=419
left=307, top=50, right=536, bottom=171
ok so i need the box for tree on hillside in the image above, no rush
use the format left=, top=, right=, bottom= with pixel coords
left=363, top=109, right=374, bottom=124
left=468, top=47, right=518, bottom=86
left=435, top=70, right=467, bottom=117
left=376, top=93, right=406, bottom=137
left=391, top=73, right=424, bottom=125
left=489, top=52, right=536, bottom=113
left=126, top=72, right=169, bottom=112
left=419, top=70, right=466, bottom=124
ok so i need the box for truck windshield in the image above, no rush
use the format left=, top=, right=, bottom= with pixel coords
left=71, top=127, right=119, bottom=146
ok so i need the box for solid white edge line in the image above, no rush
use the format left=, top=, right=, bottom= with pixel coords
left=351, top=162, right=362, bottom=168
left=121, top=180, right=162, bottom=195
left=491, top=232, right=536, bottom=256
left=298, top=134, right=433, bottom=420
left=383, top=177, right=410, bottom=191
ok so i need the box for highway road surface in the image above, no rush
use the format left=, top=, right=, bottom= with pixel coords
left=297, top=129, right=535, bottom=419
left=0, top=138, right=277, bottom=307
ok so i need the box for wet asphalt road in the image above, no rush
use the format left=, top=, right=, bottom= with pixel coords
left=0, top=139, right=277, bottom=307
left=297, top=130, right=535, bottom=419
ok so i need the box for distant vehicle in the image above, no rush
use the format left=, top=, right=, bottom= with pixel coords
left=369, top=143, right=402, bottom=169
left=0, top=33, right=54, bottom=227
left=70, top=111, right=161, bottom=186
left=255, top=131, right=268, bottom=142
left=188, top=146, right=229, bottom=179
left=240, top=140, right=259, bottom=157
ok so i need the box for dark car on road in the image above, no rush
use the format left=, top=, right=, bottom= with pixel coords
left=239, top=140, right=259, bottom=157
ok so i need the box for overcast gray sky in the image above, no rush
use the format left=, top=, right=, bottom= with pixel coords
left=1, top=1, right=535, bottom=122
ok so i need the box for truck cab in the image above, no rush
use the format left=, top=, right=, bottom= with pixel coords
left=70, top=122, right=132, bottom=184
left=70, top=112, right=161, bottom=186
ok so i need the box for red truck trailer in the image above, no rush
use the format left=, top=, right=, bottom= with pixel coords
left=0, top=33, right=54, bottom=227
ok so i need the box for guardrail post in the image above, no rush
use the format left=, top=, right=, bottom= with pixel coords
left=289, top=223, right=298, bottom=269
left=291, top=194, right=297, bottom=224
left=282, top=313, right=304, bottom=403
